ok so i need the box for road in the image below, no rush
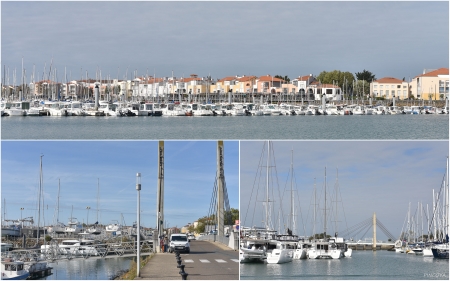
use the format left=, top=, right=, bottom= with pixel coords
left=180, top=240, right=239, bottom=280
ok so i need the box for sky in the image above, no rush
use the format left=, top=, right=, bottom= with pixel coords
left=1, top=1, right=448, bottom=83
left=240, top=140, right=449, bottom=241
left=1, top=140, right=239, bottom=229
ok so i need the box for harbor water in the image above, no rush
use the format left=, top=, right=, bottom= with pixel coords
left=240, top=251, right=449, bottom=280
left=39, top=256, right=133, bottom=280
left=1, top=115, right=448, bottom=139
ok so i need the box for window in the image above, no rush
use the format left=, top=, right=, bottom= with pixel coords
left=380, top=90, right=383, bottom=95
left=397, top=85, right=401, bottom=88
left=403, top=90, right=406, bottom=97
left=374, top=85, right=378, bottom=88
left=380, top=85, right=383, bottom=89
left=391, top=85, right=395, bottom=88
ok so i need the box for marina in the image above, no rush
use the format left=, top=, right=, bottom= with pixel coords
left=2, top=113, right=448, bottom=140
left=240, top=250, right=449, bottom=280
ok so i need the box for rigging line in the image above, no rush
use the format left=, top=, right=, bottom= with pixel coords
left=293, top=168, right=306, bottom=237
left=429, top=173, right=446, bottom=228
left=243, top=141, right=266, bottom=227
left=271, top=143, right=286, bottom=233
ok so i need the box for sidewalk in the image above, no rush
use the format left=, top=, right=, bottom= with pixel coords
left=135, top=253, right=181, bottom=280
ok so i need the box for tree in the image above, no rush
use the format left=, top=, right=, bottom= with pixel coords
left=316, top=70, right=355, bottom=94
left=355, top=69, right=376, bottom=83
left=274, top=75, right=290, bottom=83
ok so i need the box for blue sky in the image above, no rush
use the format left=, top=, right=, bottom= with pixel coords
left=240, top=141, right=449, bottom=241
left=1, top=1, right=448, bottom=83
left=1, top=140, right=239, bottom=229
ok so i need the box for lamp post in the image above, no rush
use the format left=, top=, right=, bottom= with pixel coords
left=136, top=173, right=141, bottom=278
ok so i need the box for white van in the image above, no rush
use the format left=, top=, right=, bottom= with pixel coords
left=169, top=233, right=190, bottom=253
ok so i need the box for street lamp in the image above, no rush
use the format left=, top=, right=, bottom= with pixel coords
left=136, top=173, right=141, bottom=278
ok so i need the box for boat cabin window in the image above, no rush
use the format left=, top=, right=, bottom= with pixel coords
left=5, top=263, right=23, bottom=271
left=192, top=104, right=198, bottom=110
left=145, top=104, right=153, bottom=110
left=62, top=241, right=78, bottom=245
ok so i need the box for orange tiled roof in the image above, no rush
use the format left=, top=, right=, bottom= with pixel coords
left=217, top=76, right=237, bottom=82
left=258, top=75, right=284, bottom=82
left=374, top=77, right=404, bottom=84
left=417, top=68, right=449, bottom=78
left=237, top=76, right=257, bottom=82
left=317, top=84, right=340, bottom=89
left=297, top=75, right=312, bottom=81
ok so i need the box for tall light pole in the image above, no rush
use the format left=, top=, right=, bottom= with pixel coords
left=136, top=173, right=141, bottom=278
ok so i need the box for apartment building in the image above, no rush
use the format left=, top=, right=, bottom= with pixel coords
left=409, top=68, right=449, bottom=100
left=370, top=77, right=409, bottom=100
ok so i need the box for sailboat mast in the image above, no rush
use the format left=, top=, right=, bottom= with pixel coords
left=290, top=148, right=294, bottom=234
left=97, top=178, right=100, bottom=223
left=313, top=178, right=316, bottom=238
left=324, top=167, right=327, bottom=238
left=265, top=141, right=270, bottom=230
left=37, top=155, right=44, bottom=242
left=57, top=179, right=60, bottom=223
left=446, top=156, right=449, bottom=239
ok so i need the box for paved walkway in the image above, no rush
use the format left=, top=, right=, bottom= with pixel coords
left=135, top=253, right=181, bottom=280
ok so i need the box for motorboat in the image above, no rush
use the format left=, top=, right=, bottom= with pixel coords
left=98, top=102, right=117, bottom=116
left=41, top=239, right=99, bottom=256
left=4, top=101, right=29, bottom=116
left=1, top=259, right=30, bottom=280
left=162, top=103, right=186, bottom=116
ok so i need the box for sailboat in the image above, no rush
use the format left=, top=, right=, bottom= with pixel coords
left=48, top=179, right=65, bottom=234
left=240, top=141, right=293, bottom=264
left=431, top=157, right=449, bottom=259
left=306, top=167, right=341, bottom=259
left=87, top=179, right=102, bottom=235
left=64, top=206, right=82, bottom=234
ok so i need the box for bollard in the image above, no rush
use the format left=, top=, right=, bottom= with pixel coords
left=176, top=258, right=182, bottom=266
left=177, top=264, right=185, bottom=274
left=180, top=272, right=188, bottom=280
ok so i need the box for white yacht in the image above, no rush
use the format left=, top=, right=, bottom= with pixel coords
left=259, top=104, right=282, bottom=115
left=162, top=103, right=186, bottom=116
left=5, top=101, right=29, bottom=116
left=307, top=239, right=341, bottom=259
left=41, top=239, right=99, bottom=256
left=266, top=241, right=294, bottom=264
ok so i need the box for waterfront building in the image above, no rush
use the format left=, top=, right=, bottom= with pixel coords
left=308, top=82, right=343, bottom=101
left=256, top=75, right=284, bottom=94
left=409, top=68, right=449, bottom=101
left=291, top=74, right=316, bottom=99
left=370, top=77, right=409, bottom=100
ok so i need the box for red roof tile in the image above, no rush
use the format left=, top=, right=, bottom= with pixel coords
left=374, top=77, right=404, bottom=84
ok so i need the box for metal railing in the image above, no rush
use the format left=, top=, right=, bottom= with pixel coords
left=1, top=240, right=153, bottom=262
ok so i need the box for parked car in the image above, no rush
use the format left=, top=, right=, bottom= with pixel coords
left=188, top=234, right=196, bottom=241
